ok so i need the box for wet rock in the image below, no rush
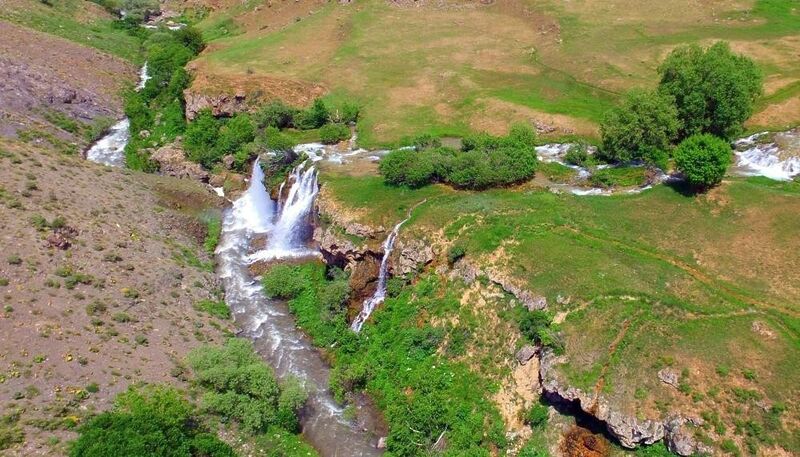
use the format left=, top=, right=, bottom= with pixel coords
left=515, top=345, right=537, bottom=365
left=151, top=142, right=209, bottom=182
left=657, top=368, right=680, bottom=388
left=394, top=238, right=434, bottom=277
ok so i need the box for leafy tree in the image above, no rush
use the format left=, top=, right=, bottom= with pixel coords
left=254, top=100, right=297, bottom=129
left=658, top=41, right=762, bottom=140
left=184, top=109, right=221, bottom=167
left=215, top=113, right=255, bottom=157
left=599, top=89, right=680, bottom=164
left=673, top=133, right=732, bottom=190
left=69, top=386, right=234, bottom=457
left=294, top=98, right=330, bottom=129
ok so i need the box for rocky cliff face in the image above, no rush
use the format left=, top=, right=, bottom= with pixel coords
left=539, top=350, right=712, bottom=456
left=184, top=90, right=249, bottom=120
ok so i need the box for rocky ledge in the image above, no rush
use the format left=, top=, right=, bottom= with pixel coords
left=539, top=350, right=713, bottom=456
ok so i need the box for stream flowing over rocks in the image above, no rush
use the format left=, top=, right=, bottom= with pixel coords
left=216, top=159, right=383, bottom=456
left=85, top=63, right=150, bottom=167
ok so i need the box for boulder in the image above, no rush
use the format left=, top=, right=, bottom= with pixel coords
left=664, top=417, right=714, bottom=456
left=184, top=90, right=248, bottom=120
left=657, top=368, right=680, bottom=388
left=515, top=345, right=537, bottom=365
left=151, top=142, right=209, bottom=182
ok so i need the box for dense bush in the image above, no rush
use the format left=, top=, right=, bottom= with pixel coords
left=68, top=386, right=234, bottom=457
left=319, top=123, right=350, bottom=144
left=124, top=26, right=205, bottom=171
left=184, top=111, right=255, bottom=168
left=187, top=339, right=307, bottom=433
left=658, top=42, right=762, bottom=140
left=262, top=264, right=310, bottom=299
left=525, top=403, right=549, bottom=429
left=563, top=143, right=592, bottom=167
left=254, top=100, right=297, bottom=130
left=599, top=89, right=680, bottom=165
left=380, top=125, right=538, bottom=190
left=673, top=134, right=732, bottom=190
left=294, top=99, right=330, bottom=130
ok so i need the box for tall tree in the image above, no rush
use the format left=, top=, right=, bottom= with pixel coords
left=658, top=42, right=762, bottom=140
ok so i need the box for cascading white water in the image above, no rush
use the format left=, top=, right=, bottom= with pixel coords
left=249, top=161, right=320, bottom=261
left=85, top=63, right=149, bottom=167
left=734, top=131, right=800, bottom=181
left=351, top=216, right=410, bottom=333
left=216, top=160, right=383, bottom=456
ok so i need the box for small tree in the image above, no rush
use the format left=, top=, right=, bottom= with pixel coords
left=658, top=42, right=762, bottom=140
left=673, top=134, right=732, bottom=190
left=599, top=89, right=680, bottom=165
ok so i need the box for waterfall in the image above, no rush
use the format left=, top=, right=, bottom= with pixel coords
left=85, top=62, right=149, bottom=167
left=734, top=131, right=800, bottom=181
left=350, top=216, right=409, bottom=333
left=248, top=160, right=319, bottom=262
left=216, top=159, right=383, bottom=456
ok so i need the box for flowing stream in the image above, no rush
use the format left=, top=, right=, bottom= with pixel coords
left=217, top=159, right=383, bottom=456
left=85, top=63, right=149, bottom=167
left=733, top=130, right=800, bottom=180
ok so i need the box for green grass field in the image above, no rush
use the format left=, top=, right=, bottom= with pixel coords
left=194, top=0, right=800, bottom=146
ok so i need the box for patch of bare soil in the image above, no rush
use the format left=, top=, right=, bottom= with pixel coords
left=0, top=141, right=230, bottom=455
left=561, top=426, right=610, bottom=457
left=0, top=21, right=134, bottom=140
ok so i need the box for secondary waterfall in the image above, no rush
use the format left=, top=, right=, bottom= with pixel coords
left=85, top=63, right=149, bottom=167
left=350, top=216, right=410, bottom=333
left=734, top=130, right=800, bottom=181
left=217, top=159, right=383, bottom=456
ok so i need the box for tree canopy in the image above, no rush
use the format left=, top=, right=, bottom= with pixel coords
left=673, top=134, right=732, bottom=190
left=658, top=42, right=762, bottom=140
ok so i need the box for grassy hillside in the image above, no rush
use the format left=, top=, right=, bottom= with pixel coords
left=0, top=0, right=142, bottom=61
left=319, top=167, right=800, bottom=455
left=192, top=0, right=800, bottom=146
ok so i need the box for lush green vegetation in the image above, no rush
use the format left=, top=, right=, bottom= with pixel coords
left=319, top=123, right=351, bottom=144
left=69, top=385, right=234, bottom=457
left=673, top=134, right=733, bottom=189
left=599, top=89, right=678, bottom=167
left=658, top=42, right=763, bottom=141
left=261, top=262, right=507, bottom=455
left=124, top=26, right=206, bottom=170
left=187, top=339, right=307, bottom=434
left=379, top=125, right=538, bottom=190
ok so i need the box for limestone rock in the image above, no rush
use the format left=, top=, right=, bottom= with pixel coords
left=657, top=368, right=680, bottom=388
left=184, top=90, right=248, bottom=120
left=394, top=238, right=434, bottom=277
left=664, top=417, right=714, bottom=456
left=515, top=345, right=537, bottom=365
left=151, top=142, right=209, bottom=182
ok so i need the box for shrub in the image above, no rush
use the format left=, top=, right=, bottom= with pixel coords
left=7, top=255, right=22, bottom=265
left=183, top=110, right=221, bottom=167
left=525, top=403, right=549, bottom=428
left=262, top=265, right=308, bottom=299
left=194, top=299, right=230, bottom=320
left=659, top=41, right=762, bottom=140
left=254, top=100, right=297, bottom=129
left=673, top=134, right=732, bottom=190
left=294, top=99, right=329, bottom=130
left=518, top=310, right=555, bottom=345
left=188, top=339, right=305, bottom=434
left=319, top=123, right=350, bottom=144
left=412, top=133, right=442, bottom=151
left=564, top=143, right=592, bottom=167
left=600, top=89, right=680, bottom=164
left=447, top=245, right=466, bottom=264
left=68, top=385, right=234, bottom=457
left=380, top=126, right=538, bottom=190
left=85, top=301, right=107, bottom=316
left=214, top=113, right=255, bottom=157
left=261, top=126, right=296, bottom=152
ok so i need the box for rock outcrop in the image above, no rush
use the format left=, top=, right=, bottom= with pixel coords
left=394, top=238, right=435, bottom=277
left=540, top=350, right=711, bottom=453
left=184, top=90, right=248, bottom=120
left=150, top=142, right=209, bottom=182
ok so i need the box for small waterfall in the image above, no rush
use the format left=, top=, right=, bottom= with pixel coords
left=350, top=216, right=410, bottom=333
left=249, top=161, right=319, bottom=262
left=217, top=160, right=383, bottom=456
left=85, top=62, right=149, bottom=167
